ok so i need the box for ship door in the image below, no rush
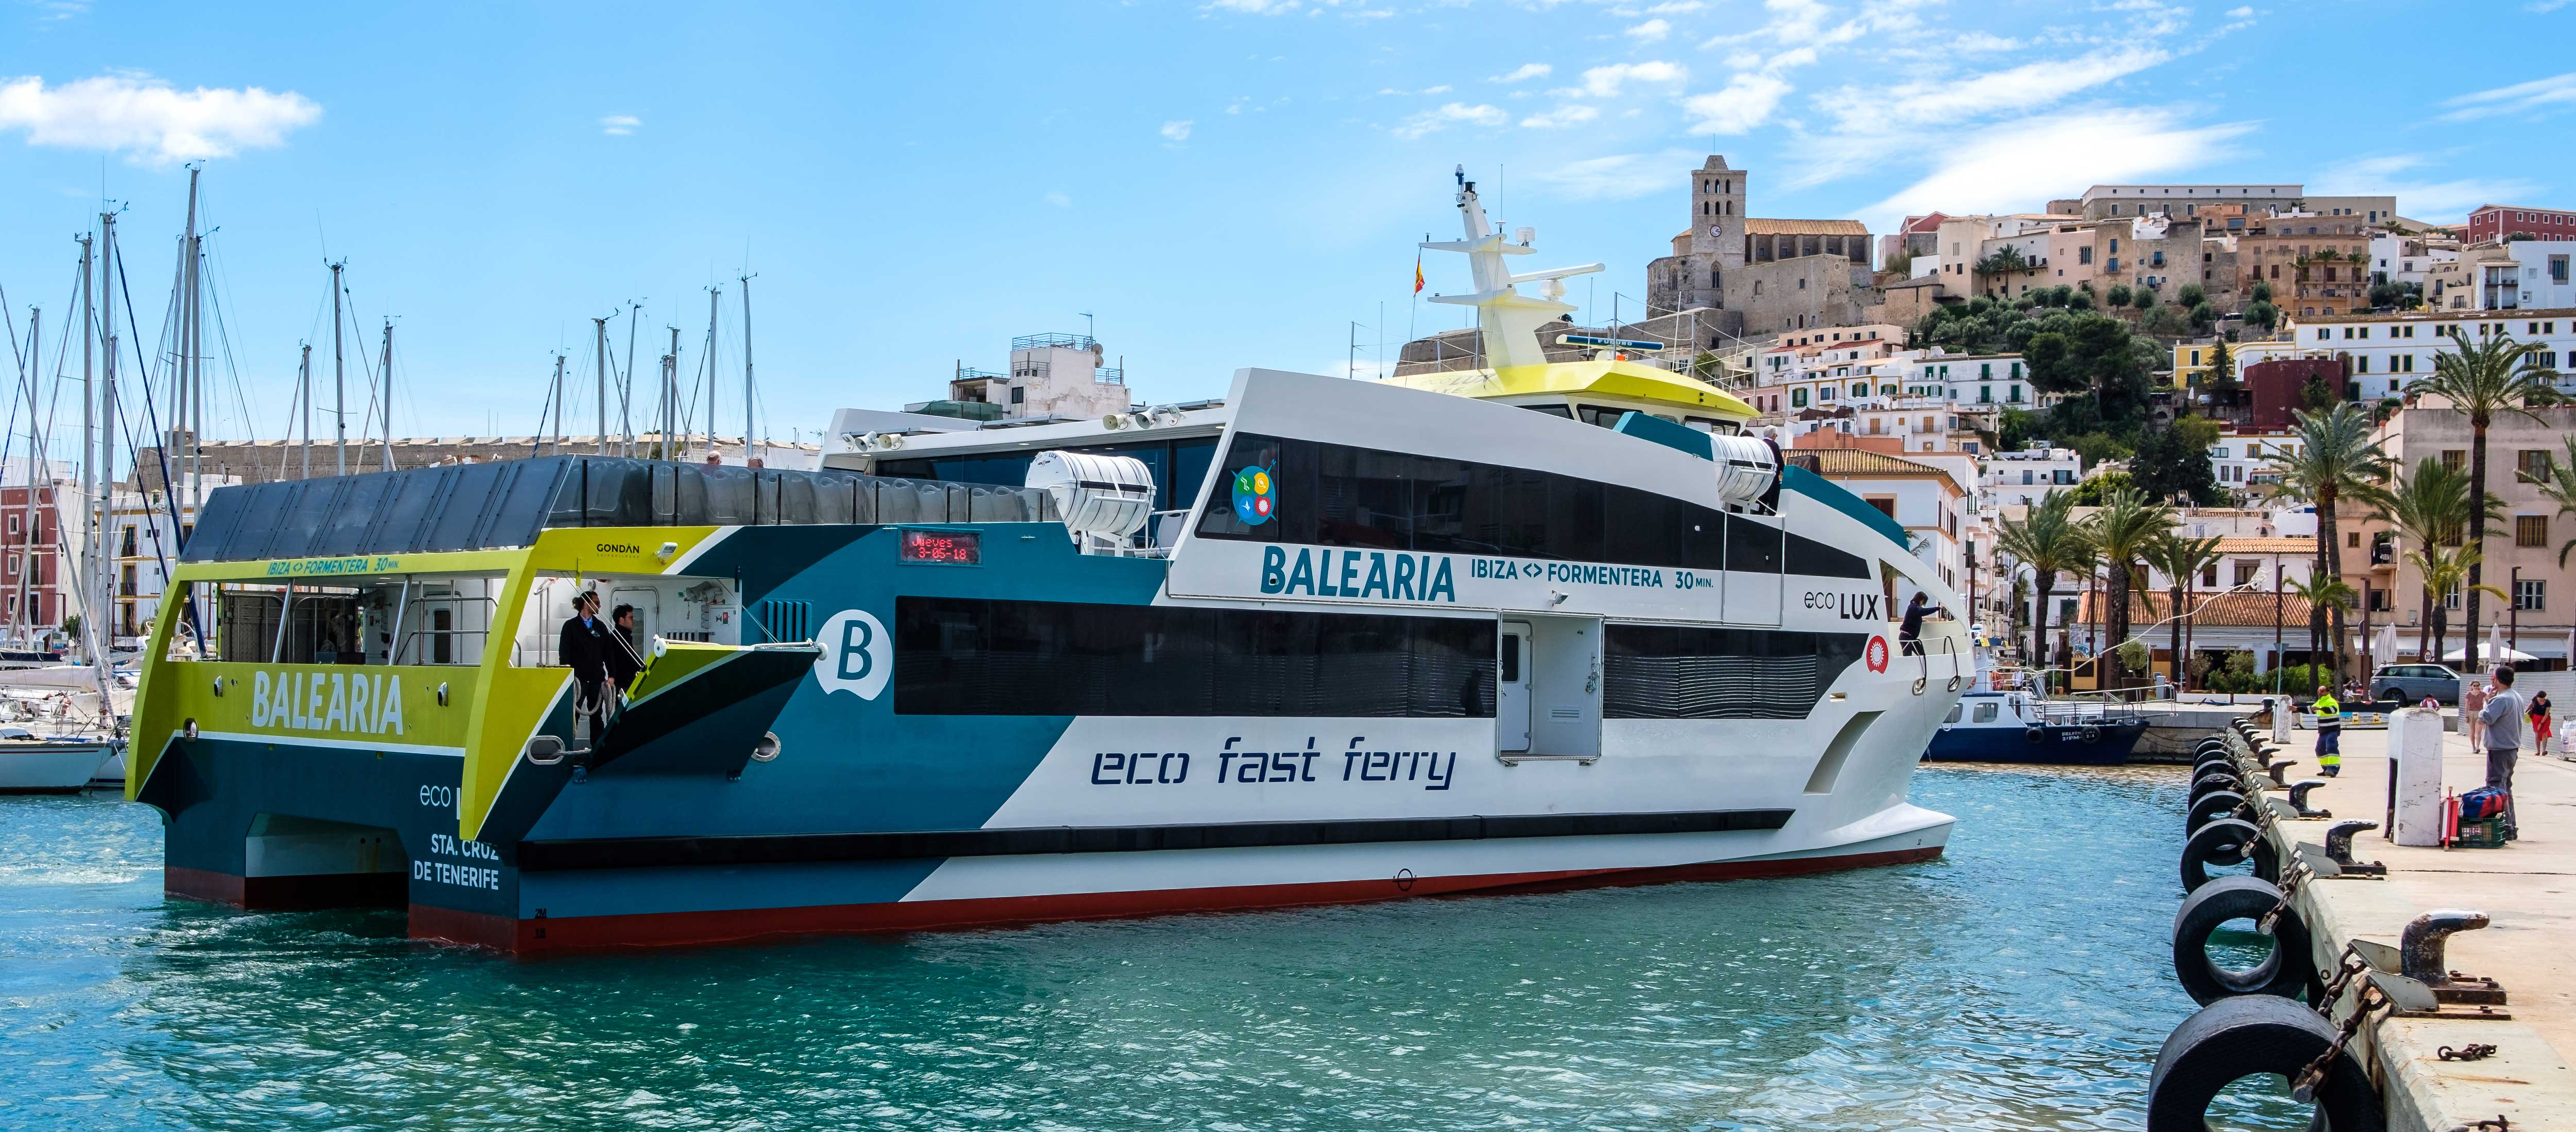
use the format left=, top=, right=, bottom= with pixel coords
left=1498, top=619, right=1533, bottom=752
left=1722, top=512, right=1785, bottom=626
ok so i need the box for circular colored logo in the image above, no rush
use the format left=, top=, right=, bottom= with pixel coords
left=1231, top=464, right=1276, bottom=526
left=1865, top=636, right=1890, bottom=673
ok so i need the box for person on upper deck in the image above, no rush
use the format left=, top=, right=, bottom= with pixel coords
left=606, top=603, right=646, bottom=694
left=1899, top=592, right=1944, bottom=656
left=557, top=590, right=612, bottom=735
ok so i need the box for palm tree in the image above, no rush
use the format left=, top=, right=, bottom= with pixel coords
left=1993, top=491, right=2089, bottom=674
left=2082, top=488, right=2175, bottom=689
left=2147, top=533, right=2224, bottom=689
left=2409, top=328, right=2562, bottom=684
left=2406, top=540, right=2481, bottom=669
left=2373, top=455, right=2501, bottom=660
left=2262, top=403, right=2393, bottom=684
left=2519, top=435, right=2576, bottom=567
left=2284, top=573, right=2358, bottom=686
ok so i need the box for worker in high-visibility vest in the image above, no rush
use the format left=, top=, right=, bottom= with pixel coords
left=2312, top=684, right=2343, bottom=776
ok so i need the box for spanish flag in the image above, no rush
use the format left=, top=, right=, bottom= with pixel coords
left=1413, top=254, right=1425, bottom=294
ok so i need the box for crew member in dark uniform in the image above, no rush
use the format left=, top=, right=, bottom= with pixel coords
left=606, top=603, right=646, bottom=698
left=1899, top=592, right=1944, bottom=655
left=557, top=590, right=611, bottom=736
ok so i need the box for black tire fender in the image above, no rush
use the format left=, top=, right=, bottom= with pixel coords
left=2024, top=724, right=2047, bottom=745
left=2187, top=789, right=2252, bottom=834
left=2189, top=771, right=2247, bottom=806
left=2192, top=737, right=2233, bottom=759
left=2170, top=876, right=2315, bottom=1004
left=2147, top=995, right=2383, bottom=1132
left=2081, top=724, right=2103, bottom=744
left=2182, top=817, right=2277, bottom=892
left=2194, top=745, right=2242, bottom=772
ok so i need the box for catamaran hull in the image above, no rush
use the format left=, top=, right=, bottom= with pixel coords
left=0, top=742, right=116, bottom=793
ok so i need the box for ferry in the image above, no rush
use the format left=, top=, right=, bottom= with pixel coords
left=124, top=175, right=1964, bottom=952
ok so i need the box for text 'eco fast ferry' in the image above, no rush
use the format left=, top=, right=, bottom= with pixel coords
left=125, top=177, right=1963, bottom=952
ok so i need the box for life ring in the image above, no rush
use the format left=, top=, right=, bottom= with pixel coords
left=2147, top=995, right=2384, bottom=1132
left=2080, top=724, right=2103, bottom=744
left=2185, top=789, right=2252, bottom=835
left=2181, top=817, right=2277, bottom=893
left=2170, top=876, right=2314, bottom=1004
left=2024, top=725, right=2047, bottom=745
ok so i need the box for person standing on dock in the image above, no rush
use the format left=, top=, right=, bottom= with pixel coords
left=2463, top=679, right=2489, bottom=748
left=2480, top=666, right=2525, bottom=840
left=2311, top=684, right=2343, bottom=777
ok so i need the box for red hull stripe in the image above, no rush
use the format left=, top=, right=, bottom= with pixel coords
left=165, top=866, right=408, bottom=911
left=410, top=844, right=1944, bottom=955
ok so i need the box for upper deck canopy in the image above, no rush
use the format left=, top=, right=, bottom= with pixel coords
left=178, top=455, right=1060, bottom=564
left=1379, top=358, right=1758, bottom=418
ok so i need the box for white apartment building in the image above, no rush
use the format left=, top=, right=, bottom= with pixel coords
left=2369, top=235, right=2455, bottom=290
left=2239, top=309, right=2576, bottom=399
left=1980, top=445, right=2081, bottom=507
left=1809, top=448, right=1972, bottom=590
left=2210, top=430, right=2306, bottom=490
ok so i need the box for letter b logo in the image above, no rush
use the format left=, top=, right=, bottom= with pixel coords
left=813, top=609, right=892, bottom=700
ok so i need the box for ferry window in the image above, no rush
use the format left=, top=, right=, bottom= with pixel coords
left=1945, top=704, right=1962, bottom=723
left=1601, top=624, right=1866, bottom=719
left=1575, top=406, right=1626, bottom=429
left=212, top=583, right=364, bottom=665
left=1194, top=433, right=1865, bottom=579
left=1520, top=403, right=1574, bottom=419
left=895, top=597, right=1496, bottom=718
left=1973, top=702, right=1999, bottom=723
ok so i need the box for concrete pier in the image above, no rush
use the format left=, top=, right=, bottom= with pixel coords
left=2257, top=721, right=2576, bottom=1130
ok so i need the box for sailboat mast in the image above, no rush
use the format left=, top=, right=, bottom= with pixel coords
left=703, top=286, right=720, bottom=464
left=16, top=306, right=39, bottom=644
left=380, top=320, right=395, bottom=471
left=593, top=316, right=608, bottom=456
left=329, top=260, right=346, bottom=476
left=621, top=302, right=640, bottom=455
left=298, top=344, right=312, bottom=479
left=739, top=274, right=756, bottom=468
left=549, top=354, right=566, bottom=455
left=178, top=166, right=199, bottom=527
left=664, top=327, right=679, bottom=462
left=97, top=212, right=118, bottom=652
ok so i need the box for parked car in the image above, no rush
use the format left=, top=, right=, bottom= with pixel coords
left=2369, top=663, right=2464, bottom=704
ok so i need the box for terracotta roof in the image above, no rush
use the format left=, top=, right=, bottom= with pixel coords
left=1744, top=217, right=1871, bottom=236
left=2077, top=590, right=2315, bottom=628
left=1805, top=448, right=1948, bottom=476
left=2213, top=536, right=2316, bottom=553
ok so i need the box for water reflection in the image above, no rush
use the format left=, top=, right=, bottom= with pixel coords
left=0, top=766, right=2307, bottom=1130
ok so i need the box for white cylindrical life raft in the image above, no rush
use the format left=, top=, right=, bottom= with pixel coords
left=1025, top=450, right=1157, bottom=539
left=1709, top=434, right=1781, bottom=506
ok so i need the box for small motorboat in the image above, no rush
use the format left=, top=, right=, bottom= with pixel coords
left=0, top=727, right=122, bottom=793
left=1923, top=689, right=2147, bottom=766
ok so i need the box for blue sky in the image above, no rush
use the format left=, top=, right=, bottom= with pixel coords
left=2, top=0, right=2570, bottom=450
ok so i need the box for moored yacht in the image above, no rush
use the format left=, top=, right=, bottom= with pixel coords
left=125, top=175, right=1965, bottom=952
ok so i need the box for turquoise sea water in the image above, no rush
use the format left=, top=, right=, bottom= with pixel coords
left=0, top=766, right=2302, bottom=1131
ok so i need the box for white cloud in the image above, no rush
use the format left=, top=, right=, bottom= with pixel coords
left=1489, top=63, right=1553, bottom=82
left=1045, top=191, right=1072, bottom=207
left=1528, top=148, right=1700, bottom=201
left=1520, top=104, right=1601, bottom=128
left=1625, top=17, right=1671, bottom=42
left=2226, top=5, right=2253, bottom=14
left=2528, top=0, right=2572, bottom=11
left=1644, top=0, right=1704, bottom=12
left=1160, top=119, right=1193, bottom=141
left=599, top=114, right=639, bottom=136
left=1857, top=108, right=2253, bottom=230
left=1681, top=73, right=1791, bottom=133
left=1814, top=44, right=2170, bottom=133
left=1391, top=102, right=1507, bottom=140
left=1201, top=0, right=1299, bottom=12
left=1422, top=84, right=1452, bottom=95
left=2440, top=72, right=2576, bottom=122
left=0, top=73, right=320, bottom=163
left=1569, top=60, right=1686, bottom=97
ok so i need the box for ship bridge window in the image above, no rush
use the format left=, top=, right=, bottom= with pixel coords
left=895, top=596, right=1496, bottom=718
left=512, top=575, right=732, bottom=666
left=1193, top=433, right=1866, bottom=580
left=1519, top=403, right=1574, bottom=419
